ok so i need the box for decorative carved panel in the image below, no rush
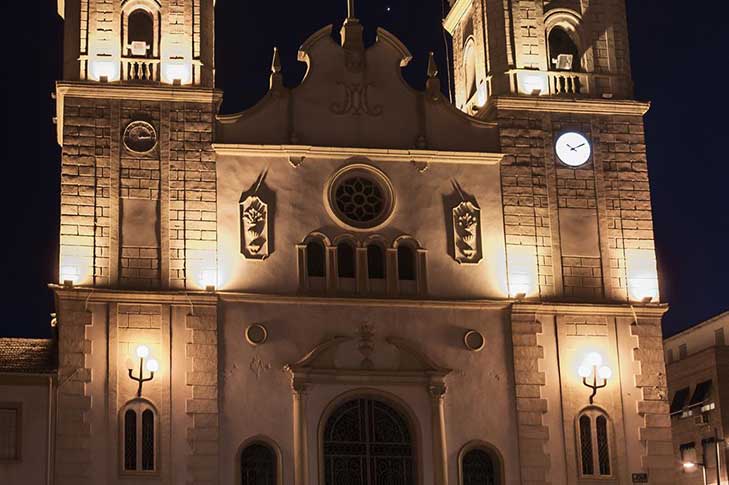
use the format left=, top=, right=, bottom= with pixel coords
left=240, top=195, right=269, bottom=260
left=452, top=201, right=482, bottom=264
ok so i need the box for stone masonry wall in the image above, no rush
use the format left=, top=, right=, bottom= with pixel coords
left=511, top=311, right=551, bottom=485
left=184, top=306, right=219, bottom=484
left=60, top=93, right=217, bottom=291
left=629, top=317, right=676, bottom=483
left=55, top=299, right=93, bottom=485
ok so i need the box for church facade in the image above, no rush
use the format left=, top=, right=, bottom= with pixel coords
left=46, top=0, right=674, bottom=483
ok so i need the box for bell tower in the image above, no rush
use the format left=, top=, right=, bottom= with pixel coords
left=445, top=0, right=633, bottom=112
left=445, top=2, right=672, bottom=484
left=55, top=0, right=220, bottom=291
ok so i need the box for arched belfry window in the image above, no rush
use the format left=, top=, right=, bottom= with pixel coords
left=127, top=9, right=154, bottom=57
left=337, top=241, right=356, bottom=278
left=461, top=447, right=500, bottom=485
left=548, top=27, right=580, bottom=71
left=323, top=398, right=415, bottom=485
left=306, top=240, right=326, bottom=278
left=240, top=442, right=277, bottom=485
left=577, top=409, right=612, bottom=478
left=121, top=400, right=157, bottom=473
left=463, top=38, right=477, bottom=100
left=367, top=244, right=385, bottom=280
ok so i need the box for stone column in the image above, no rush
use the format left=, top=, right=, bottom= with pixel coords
left=430, top=383, right=448, bottom=485
left=292, top=380, right=309, bottom=485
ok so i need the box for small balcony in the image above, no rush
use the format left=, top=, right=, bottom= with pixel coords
left=122, top=57, right=160, bottom=82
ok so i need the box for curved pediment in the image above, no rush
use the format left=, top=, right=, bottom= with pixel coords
left=216, top=21, right=499, bottom=153
left=284, top=332, right=451, bottom=381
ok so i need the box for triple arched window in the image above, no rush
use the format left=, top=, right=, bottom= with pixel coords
left=240, top=441, right=278, bottom=485
left=121, top=400, right=158, bottom=473
left=299, top=234, right=425, bottom=295
left=577, top=409, right=612, bottom=478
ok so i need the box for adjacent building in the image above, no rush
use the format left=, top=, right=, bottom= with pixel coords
left=0, top=338, right=57, bottom=485
left=665, top=311, right=729, bottom=484
left=0, top=0, right=679, bottom=483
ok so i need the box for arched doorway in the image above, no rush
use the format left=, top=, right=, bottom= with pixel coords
left=323, top=397, right=415, bottom=485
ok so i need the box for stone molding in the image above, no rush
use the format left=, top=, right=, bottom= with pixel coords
left=443, top=0, right=474, bottom=34
left=51, top=285, right=218, bottom=305
left=212, top=143, right=504, bottom=166
left=512, top=301, right=668, bottom=318
left=483, top=96, right=651, bottom=117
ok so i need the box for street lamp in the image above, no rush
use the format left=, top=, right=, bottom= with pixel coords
left=682, top=460, right=707, bottom=485
left=578, top=352, right=612, bottom=404
left=128, top=345, right=158, bottom=398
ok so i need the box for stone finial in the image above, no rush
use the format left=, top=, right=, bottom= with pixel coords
left=341, top=0, right=364, bottom=51
left=269, top=46, right=283, bottom=90
left=426, top=52, right=441, bottom=98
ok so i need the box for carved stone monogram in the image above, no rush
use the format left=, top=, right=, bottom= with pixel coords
left=249, top=354, right=271, bottom=380
left=240, top=195, right=269, bottom=260
left=453, top=201, right=482, bottom=264
left=330, top=82, right=383, bottom=116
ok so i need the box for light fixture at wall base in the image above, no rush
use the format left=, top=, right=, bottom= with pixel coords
left=205, top=285, right=215, bottom=292
left=641, top=296, right=653, bottom=304
left=515, top=292, right=526, bottom=301
left=63, top=280, right=74, bottom=288
left=173, top=79, right=182, bottom=86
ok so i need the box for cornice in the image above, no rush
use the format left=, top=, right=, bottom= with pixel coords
left=512, top=301, right=668, bottom=318
left=483, top=96, right=651, bottom=117
left=443, top=0, right=473, bottom=34
left=50, top=285, right=218, bottom=306
left=55, top=81, right=222, bottom=103
left=212, top=144, right=504, bottom=166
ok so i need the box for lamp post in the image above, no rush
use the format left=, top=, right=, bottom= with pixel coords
left=578, top=352, right=612, bottom=405
left=128, top=345, right=158, bottom=398
left=682, top=460, right=707, bottom=485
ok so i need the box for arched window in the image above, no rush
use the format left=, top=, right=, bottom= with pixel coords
left=323, top=398, right=415, bottom=485
left=306, top=240, right=326, bottom=278
left=548, top=27, right=579, bottom=71
left=127, top=9, right=154, bottom=58
left=462, top=447, right=499, bottom=485
left=121, top=400, right=157, bottom=473
left=337, top=241, right=356, bottom=278
left=463, top=39, right=477, bottom=100
left=577, top=409, right=612, bottom=478
left=367, top=244, right=385, bottom=279
left=397, top=245, right=416, bottom=281
left=240, top=442, right=277, bottom=485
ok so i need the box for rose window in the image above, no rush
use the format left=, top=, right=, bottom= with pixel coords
left=327, top=164, right=394, bottom=230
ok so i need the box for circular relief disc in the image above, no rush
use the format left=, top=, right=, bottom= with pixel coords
left=123, top=120, right=158, bottom=154
left=326, top=164, right=395, bottom=230
left=464, top=330, right=485, bottom=352
left=245, top=323, right=268, bottom=346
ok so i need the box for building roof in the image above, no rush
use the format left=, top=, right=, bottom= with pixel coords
left=665, top=309, right=729, bottom=343
left=0, top=338, right=57, bottom=374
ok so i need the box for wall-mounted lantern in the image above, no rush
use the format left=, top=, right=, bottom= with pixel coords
left=128, top=345, right=158, bottom=397
left=578, top=352, right=612, bottom=404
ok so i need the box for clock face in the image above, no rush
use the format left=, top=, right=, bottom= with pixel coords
left=555, top=132, right=591, bottom=167
left=123, top=121, right=157, bottom=154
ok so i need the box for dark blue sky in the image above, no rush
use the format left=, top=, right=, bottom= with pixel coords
left=2, top=0, right=727, bottom=338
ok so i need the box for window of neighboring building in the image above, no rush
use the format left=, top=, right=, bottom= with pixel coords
left=397, top=245, right=416, bottom=281
left=679, top=343, right=688, bottom=359
left=577, top=409, right=612, bottom=478
left=121, top=400, right=157, bottom=473
left=0, top=403, right=21, bottom=461
left=715, top=328, right=726, bottom=346
left=670, top=387, right=690, bottom=415
left=367, top=244, right=386, bottom=280
left=688, top=380, right=712, bottom=408
left=337, top=241, right=356, bottom=279
left=240, top=442, right=277, bottom=485
left=306, top=240, right=326, bottom=278
left=323, top=398, right=414, bottom=485
left=461, top=447, right=499, bottom=485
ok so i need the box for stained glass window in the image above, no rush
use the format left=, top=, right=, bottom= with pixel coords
left=142, top=409, right=155, bottom=471
left=323, top=398, right=414, bottom=485
left=122, top=401, right=156, bottom=473
left=124, top=409, right=137, bottom=471
left=596, top=415, right=610, bottom=475
left=579, top=410, right=612, bottom=478
left=579, top=415, right=593, bottom=476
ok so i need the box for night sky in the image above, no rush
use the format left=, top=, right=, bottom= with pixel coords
left=2, top=0, right=727, bottom=338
